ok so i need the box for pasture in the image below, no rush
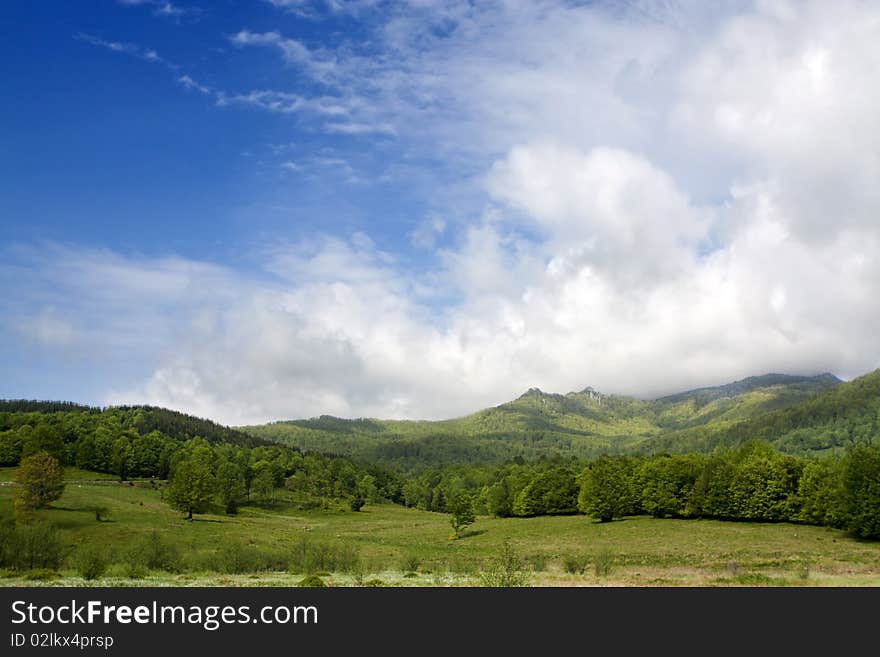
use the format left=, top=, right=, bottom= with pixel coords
left=2, top=468, right=879, bottom=587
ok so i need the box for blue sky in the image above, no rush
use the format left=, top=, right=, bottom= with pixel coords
left=1, top=1, right=451, bottom=262
left=3, top=1, right=880, bottom=424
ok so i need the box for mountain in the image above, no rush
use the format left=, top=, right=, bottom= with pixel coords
left=243, top=372, right=846, bottom=468
left=655, top=373, right=843, bottom=404
left=639, top=369, right=878, bottom=455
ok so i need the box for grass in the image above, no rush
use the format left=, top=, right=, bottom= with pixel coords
left=1, top=468, right=879, bottom=587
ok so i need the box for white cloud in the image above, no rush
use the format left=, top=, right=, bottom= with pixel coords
left=323, top=121, right=396, bottom=136
left=486, top=143, right=710, bottom=286
left=177, top=74, right=211, bottom=95
left=24, top=1, right=880, bottom=423
left=117, top=0, right=201, bottom=21
left=76, top=33, right=174, bottom=67
left=228, top=30, right=339, bottom=82
left=216, top=89, right=349, bottom=117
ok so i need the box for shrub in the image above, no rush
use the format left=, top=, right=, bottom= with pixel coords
left=122, top=560, right=148, bottom=579
left=92, top=506, right=110, bottom=522
left=528, top=554, right=548, bottom=572
left=298, top=574, right=327, bottom=587
left=400, top=554, right=421, bottom=573
left=363, top=578, right=386, bottom=587
left=732, top=572, right=783, bottom=586
left=480, top=541, right=530, bottom=587
left=350, top=560, right=367, bottom=586
left=23, top=568, right=62, bottom=581
left=562, top=554, right=589, bottom=575
left=6, top=523, right=64, bottom=571
left=0, top=521, right=16, bottom=568
left=73, top=544, right=110, bottom=581
left=127, top=531, right=181, bottom=573
left=594, top=549, right=614, bottom=577
left=796, top=560, right=811, bottom=581
left=289, top=539, right=360, bottom=574
left=217, top=542, right=259, bottom=574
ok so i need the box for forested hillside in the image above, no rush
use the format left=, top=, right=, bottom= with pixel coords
left=245, top=373, right=845, bottom=468
left=640, top=369, right=880, bottom=455
left=0, top=403, right=403, bottom=512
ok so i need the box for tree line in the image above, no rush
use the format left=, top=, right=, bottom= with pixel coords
left=2, top=405, right=878, bottom=538
left=401, top=441, right=880, bottom=538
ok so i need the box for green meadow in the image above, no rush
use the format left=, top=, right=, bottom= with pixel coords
left=2, top=468, right=879, bottom=587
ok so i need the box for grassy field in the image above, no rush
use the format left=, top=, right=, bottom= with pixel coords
left=2, top=468, right=879, bottom=587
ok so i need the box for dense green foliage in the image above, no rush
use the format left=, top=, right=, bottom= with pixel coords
left=392, top=441, right=880, bottom=538
left=0, top=404, right=404, bottom=518
left=447, top=492, right=476, bottom=538
left=578, top=456, right=639, bottom=522
left=0, top=404, right=268, bottom=475
left=13, top=452, right=65, bottom=519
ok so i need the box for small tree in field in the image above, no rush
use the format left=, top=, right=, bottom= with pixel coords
left=480, top=540, right=530, bottom=587
left=14, top=451, right=65, bottom=521
left=448, top=492, right=476, bottom=539
left=165, top=458, right=214, bottom=520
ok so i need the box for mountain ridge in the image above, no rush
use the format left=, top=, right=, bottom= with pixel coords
left=244, top=370, right=855, bottom=468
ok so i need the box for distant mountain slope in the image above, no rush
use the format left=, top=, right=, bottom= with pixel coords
left=640, top=369, right=879, bottom=455
left=655, top=373, right=842, bottom=404
left=243, top=372, right=846, bottom=468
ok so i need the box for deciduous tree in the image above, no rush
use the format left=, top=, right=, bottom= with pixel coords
left=13, top=451, right=65, bottom=520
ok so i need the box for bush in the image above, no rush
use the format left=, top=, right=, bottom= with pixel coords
left=125, top=531, right=181, bottom=573
left=363, top=578, right=386, bottom=587
left=73, top=544, right=110, bottom=581
left=216, top=542, right=259, bottom=574
left=92, top=506, right=110, bottom=522
left=480, top=541, right=530, bottom=587
left=23, top=568, right=62, bottom=581
left=122, top=560, right=148, bottom=579
left=528, top=554, right=548, bottom=572
left=796, top=559, right=811, bottom=581
left=289, top=539, right=360, bottom=574
left=562, top=554, right=589, bottom=575
left=400, top=554, right=421, bottom=573
left=298, top=574, right=327, bottom=587
left=594, top=549, right=614, bottom=577
left=3, top=523, right=64, bottom=571
left=0, top=521, right=16, bottom=568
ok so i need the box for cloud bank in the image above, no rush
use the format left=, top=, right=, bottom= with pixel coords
left=8, top=0, right=880, bottom=424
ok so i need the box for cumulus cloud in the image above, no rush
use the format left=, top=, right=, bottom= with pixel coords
left=14, top=0, right=880, bottom=423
